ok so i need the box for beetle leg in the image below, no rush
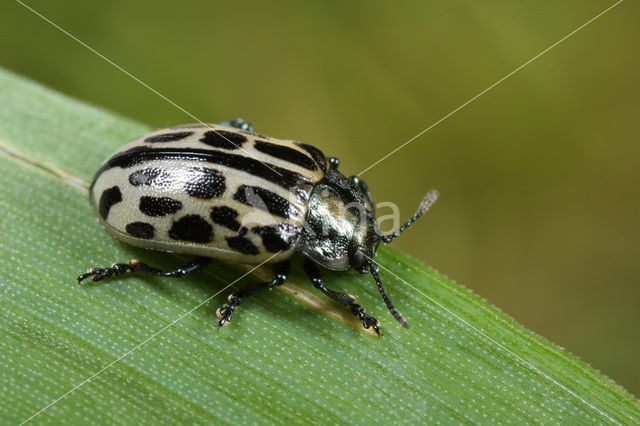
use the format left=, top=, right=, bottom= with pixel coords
left=219, top=118, right=253, bottom=132
left=302, top=258, right=381, bottom=335
left=77, top=256, right=212, bottom=284
left=327, top=157, right=340, bottom=170
left=216, top=260, right=290, bottom=328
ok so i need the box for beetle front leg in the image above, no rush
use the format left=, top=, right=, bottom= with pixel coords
left=302, top=258, right=381, bottom=335
left=216, top=260, right=290, bottom=328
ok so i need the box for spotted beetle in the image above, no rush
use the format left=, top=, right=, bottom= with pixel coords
left=79, top=119, right=438, bottom=334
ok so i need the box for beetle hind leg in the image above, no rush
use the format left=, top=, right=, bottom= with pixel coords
left=303, top=258, right=381, bottom=335
left=77, top=256, right=212, bottom=284
left=216, top=260, right=290, bottom=328
left=219, top=118, right=253, bottom=132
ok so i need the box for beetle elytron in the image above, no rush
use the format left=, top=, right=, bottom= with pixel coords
left=79, top=119, right=438, bottom=334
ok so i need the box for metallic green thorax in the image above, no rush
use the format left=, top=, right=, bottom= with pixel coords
left=298, top=158, right=381, bottom=272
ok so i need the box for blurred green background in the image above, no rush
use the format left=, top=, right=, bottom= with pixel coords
left=2, top=0, right=638, bottom=396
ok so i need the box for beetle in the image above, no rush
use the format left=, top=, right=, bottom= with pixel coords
left=79, top=119, right=438, bottom=334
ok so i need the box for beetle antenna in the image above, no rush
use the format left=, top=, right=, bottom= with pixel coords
left=370, top=262, right=410, bottom=329
left=381, top=190, right=439, bottom=243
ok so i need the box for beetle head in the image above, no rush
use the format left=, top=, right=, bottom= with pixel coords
left=298, top=162, right=438, bottom=330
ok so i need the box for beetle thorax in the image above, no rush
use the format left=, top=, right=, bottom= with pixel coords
left=297, top=169, right=380, bottom=271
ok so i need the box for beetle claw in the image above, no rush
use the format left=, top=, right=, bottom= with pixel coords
left=350, top=304, right=382, bottom=336
left=216, top=295, right=241, bottom=328
left=77, top=268, right=110, bottom=284
left=77, top=263, right=132, bottom=285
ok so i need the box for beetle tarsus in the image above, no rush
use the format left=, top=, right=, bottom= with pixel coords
left=327, top=157, right=340, bottom=170
left=77, top=263, right=132, bottom=284
left=216, top=295, right=242, bottom=327
left=350, top=304, right=382, bottom=336
left=219, top=118, right=253, bottom=132
left=215, top=261, right=290, bottom=329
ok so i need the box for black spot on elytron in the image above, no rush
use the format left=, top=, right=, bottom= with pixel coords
left=184, top=167, right=226, bottom=199
left=169, top=215, right=213, bottom=243
left=144, top=131, right=194, bottom=143
left=294, top=142, right=327, bottom=172
left=98, top=186, right=122, bottom=220
left=128, top=168, right=172, bottom=187
left=125, top=222, right=155, bottom=239
left=200, top=130, right=248, bottom=150
left=226, top=230, right=260, bottom=255
left=254, top=140, right=318, bottom=171
left=139, top=196, right=183, bottom=217
left=210, top=206, right=241, bottom=231
left=233, top=185, right=295, bottom=219
left=252, top=224, right=302, bottom=252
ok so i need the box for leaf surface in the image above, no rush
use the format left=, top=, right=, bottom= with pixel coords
left=0, top=68, right=638, bottom=424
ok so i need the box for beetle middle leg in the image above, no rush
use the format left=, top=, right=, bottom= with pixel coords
left=216, top=260, right=291, bottom=328
left=78, top=256, right=212, bottom=284
left=303, top=258, right=381, bottom=335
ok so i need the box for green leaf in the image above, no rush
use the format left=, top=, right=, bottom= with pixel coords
left=0, top=67, right=638, bottom=424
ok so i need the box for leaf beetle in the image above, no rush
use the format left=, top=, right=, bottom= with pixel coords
left=79, top=119, right=438, bottom=334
